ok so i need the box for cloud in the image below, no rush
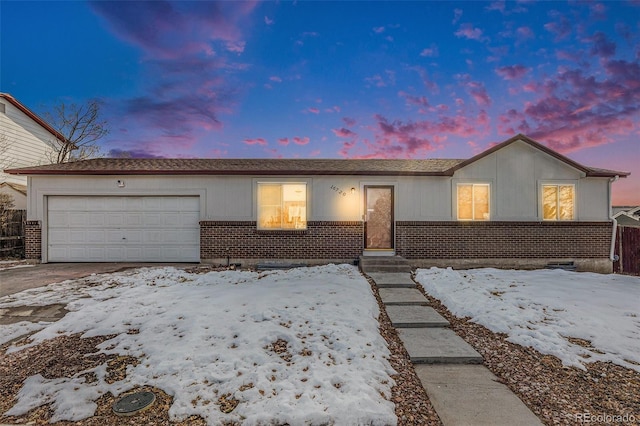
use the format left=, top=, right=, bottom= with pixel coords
left=107, top=148, right=167, bottom=158
left=307, top=107, right=320, bottom=114
left=278, top=138, right=289, bottom=146
left=244, top=138, right=267, bottom=146
left=226, top=40, right=246, bottom=53
left=495, top=64, right=530, bottom=80
left=90, top=1, right=256, bottom=149
left=292, top=136, right=310, bottom=145
left=452, top=8, right=463, bottom=24
left=544, top=11, right=572, bottom=41
left=264, top=16, right=274, bottom=25
left=398, top=91, right=429, bottom=109
left=363, top=70, right=396, bottom=88
left=269, top=76, right=282, bottom=83
left=485, top=1, right=505, bottom=13
left=339, top=112, right=488, bottom=159
left=516, top=26, right=534, bottom=41
left=456, top=76, right=492, bottom=107
left=498, top=59, right=640, bottom=153
left=343, top=117, right=357, bottom=127
left=332, top=128, right=357, bottom=138
left=420, top=45, right=439, bottom=57
left=454, top=23, right=487, bottom=42
left=589, top=31, right=616, bottom=58
left=407, top=65, right=439, bottom=94
left=589, top=2, right=607, bottom=20
left=373, top=26, right=385, bottom=34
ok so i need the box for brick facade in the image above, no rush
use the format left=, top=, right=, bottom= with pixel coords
left=25, top=220, right=41, bottom=260
left=200, top=221, right=364, bottom=261
left=395, top=221, right=611, bottom=259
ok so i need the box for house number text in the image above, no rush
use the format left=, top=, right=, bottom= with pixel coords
left=330, top=185, right=348, bottom=197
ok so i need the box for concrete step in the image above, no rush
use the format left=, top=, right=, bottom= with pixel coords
left=359, top=256, right=412, bottom=273
left=360, top=255, right=410, bottom=265
left=397, top=328, right=483, bottom=364
left=414, top=365, right=543, bottom=426
left=364, top=265, right=412, bottom=273
left=386, top=305, right=450, bottom=328
left=366, top=272, right=416, bottom=288
left=379, top=288, right=429, bottom=305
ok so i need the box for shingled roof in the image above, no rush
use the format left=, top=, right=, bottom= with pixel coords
left=6, top=158, right=465, bottom=176
left=5, top=134, right=629, bottom=178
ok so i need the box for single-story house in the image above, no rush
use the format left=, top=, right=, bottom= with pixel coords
left=0, top=93, right=66, bottom=209
left=6, top=134, right=629, bottom=273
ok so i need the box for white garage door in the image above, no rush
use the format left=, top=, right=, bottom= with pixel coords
left=47, top=196, right=200, bottom=262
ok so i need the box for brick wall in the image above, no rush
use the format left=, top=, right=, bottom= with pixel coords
left=25, top=220, right=41, bottom=260
left=396, top=221, right=611, bottom=259
left=200, top=221, right=363, bottom=260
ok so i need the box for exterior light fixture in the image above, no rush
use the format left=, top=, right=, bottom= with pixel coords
left=351, top=187, right=356, bottom=194
left=117, top=180, right=125, bottom=188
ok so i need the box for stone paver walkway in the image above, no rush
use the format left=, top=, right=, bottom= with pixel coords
left=361, top=256, right=542, bottom=426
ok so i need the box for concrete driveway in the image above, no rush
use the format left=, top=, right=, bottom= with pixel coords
left=0, top=262, right=197, bottom=298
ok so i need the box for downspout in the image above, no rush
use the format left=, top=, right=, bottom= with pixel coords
left=609, top=176, right=620, bottom=262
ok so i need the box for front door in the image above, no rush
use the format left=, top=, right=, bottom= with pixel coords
left=364, top=186, right=394, bottom=250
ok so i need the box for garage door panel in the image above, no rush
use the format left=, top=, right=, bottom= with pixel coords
left=48, top=212, right=69, bottom=227
left=125, top=213, right=143, bottom=226
left=69, top=230, right=88, bottom=243
left=47, top=196, right=200, bottom=262
left=68, top=212, right=91, bottom=226
left=86, top=230, right=105, bottom=243
left=49, top=229, right=71, bottom=244
left=105, top=213, right=126, bottom=227
left=102, top=198, right=125, bottom=211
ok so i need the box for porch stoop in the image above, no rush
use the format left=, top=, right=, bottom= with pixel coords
left=362, top=258, right=542, bottom=426
left=359, top=255, right=412, bottom=273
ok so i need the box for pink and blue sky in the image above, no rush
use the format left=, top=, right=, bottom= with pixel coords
left=1, top=1, right=638, bottom=204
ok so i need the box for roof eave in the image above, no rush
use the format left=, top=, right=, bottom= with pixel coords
left=5, top=168, right=454, bottom=177
left=0, top=93, right=67, bottom=143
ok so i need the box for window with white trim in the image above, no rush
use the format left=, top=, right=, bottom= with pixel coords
left=457, top=183, right=490, bottom=221
left=542, top=184, right=575, bottom=220
left=257, top=183, right=307, bottom=230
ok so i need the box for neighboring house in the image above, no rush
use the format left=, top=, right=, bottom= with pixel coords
left=7, top=134, right=629, bottom=273
left=613, top=206, right=640, bottom=275
left=612, top=206, right=640, bottom=228
left=0, top=93, right=65, bottom=208
left=0, top=182, right=27, bottom=210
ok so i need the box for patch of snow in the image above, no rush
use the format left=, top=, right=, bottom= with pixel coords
left=0, top=321, right=49, bottom=346
left=415, top=267, right=640, bottom=372
left=1, top=264, right=396, bottom=425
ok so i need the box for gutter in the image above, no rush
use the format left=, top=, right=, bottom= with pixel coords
left=609, top=176, right=620, bottom=262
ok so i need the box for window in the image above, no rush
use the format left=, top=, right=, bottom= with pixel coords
left=257, top=183, right=307, bottom=230
left=457, top=184, right=490, bottom=220
left=542, top=184, right=575, bottom=220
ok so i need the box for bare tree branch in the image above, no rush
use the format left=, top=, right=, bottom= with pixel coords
left=45, top=99, right=110, bottom=163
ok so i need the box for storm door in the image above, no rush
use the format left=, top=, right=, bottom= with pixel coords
left=364, top=186, right=394, bottom=250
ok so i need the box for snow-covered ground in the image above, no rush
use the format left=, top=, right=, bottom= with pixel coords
left=415, top=267, right=640, bottom=373
left=0, top=264, right=396, bottom=425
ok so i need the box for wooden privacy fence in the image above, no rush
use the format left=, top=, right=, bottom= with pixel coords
left=614, top=225, right=640, bottom=275
left=0, top=209, right=26, bottom=258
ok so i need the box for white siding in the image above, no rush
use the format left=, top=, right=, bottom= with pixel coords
left=26, top=140, right=613, bottom=236
left=0, top=99, right=58, bottom=186
left=452, top=140, right=608, bottom=221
